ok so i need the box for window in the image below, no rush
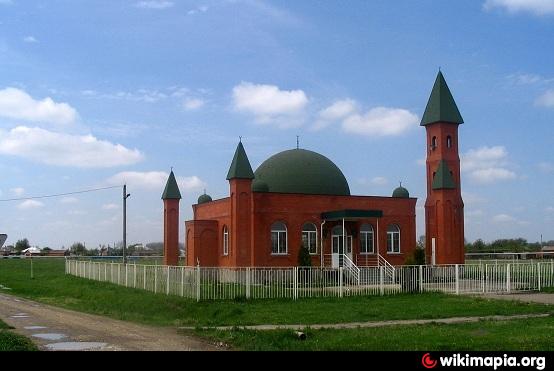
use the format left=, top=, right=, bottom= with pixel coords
left=387, top=224, right=401, bottom=253
left=447, top=135, right=452, bottom=148
left=302, top=223, right=317, bottom=254
left=431, top=136, right=437, bottom=150
left=360, top=224, right=374, bottom=254
left=222, top=226, right=229, bottom=256
left=271, top=222, right=287, bottom=254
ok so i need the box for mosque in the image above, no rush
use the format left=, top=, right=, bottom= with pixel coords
left=161, top=71, right=465, bottom=268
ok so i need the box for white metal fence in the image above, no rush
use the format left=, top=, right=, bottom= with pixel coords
left=65, top=259, right=554, bottom=301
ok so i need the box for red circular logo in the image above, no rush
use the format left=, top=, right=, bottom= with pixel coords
left=422, top=353, right=438, bottom=369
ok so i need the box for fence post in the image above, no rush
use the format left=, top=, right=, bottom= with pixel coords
left=181, top=267, right=185, bottom=297
left=104, top=263, right=107, bottom=282
left=246, top=267, right=251, bottom=299
left=506, top=264, right=511, bottom=293
left=134, top=264, right=137, bottom=288
left=125, top=264, right=129, bottom=287
left=293, top=267, right=298, bottom=300
left=196, top=265, right=201, bottom=302
left=118, top=263, right=121, bottom=285
left=537, top=263, right=541, bottom=291
left=455, top=264, right=459, bottom=295
left=143, top=266, right=147, bottom=290
left=379, top=266, right=384, bottom=296
left=419, top=265, right=423, bottom=292
left=154, top=266, right=158, bottom=294
left=339, top=267, right=343, bottom=298
left=166, top=266, right=170, bottom=295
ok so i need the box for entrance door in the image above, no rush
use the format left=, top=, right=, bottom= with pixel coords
left=331, top=226, right=352, bottom=268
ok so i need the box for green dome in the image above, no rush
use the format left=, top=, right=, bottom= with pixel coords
left=253, top=149, right=350, bottom=196
left=392, top=186, right=409, bottom=198
left=197, top=194, right=212, bottom=204
left=252, top=179, right=269, bottom=192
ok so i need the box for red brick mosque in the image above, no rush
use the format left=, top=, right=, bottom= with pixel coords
left=162, top=71, right=465, bottom=267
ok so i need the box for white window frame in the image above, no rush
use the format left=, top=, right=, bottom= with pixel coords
left=302, top=223, right=318, bottom=255
left=387, top=224, right=401, bottom=254
left=360, top=224, right=375, bottom=254
left=271, top=222, right=288, bottom=255
left=223, top=226, right=229, bottom=256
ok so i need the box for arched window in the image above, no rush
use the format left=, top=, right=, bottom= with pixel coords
left=222, top=226, right=229, bottom=256
left=360, top=224, right=374, bottom=254
left=302, top=223, right=317, bottom=254
left=447, top=135, right=452, bottom=148
left=431, top=136, right=437, bottom=150
left=271, top=222, right=287, bottom=255
left=387, top=224, right=401, bottom=253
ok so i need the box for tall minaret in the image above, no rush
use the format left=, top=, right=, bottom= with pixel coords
left=226, top=140, right=254, bottom=266
left=422, top=71, right=465, bottom=264
left=162, top=170, right=181, bottom=266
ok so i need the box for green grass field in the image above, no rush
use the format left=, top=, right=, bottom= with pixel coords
left=195, top=317, right=554, bottom=351
left=1, top=258, right=552, bottom=327
left=0, top=319, right=37, bottom=351
left=1, top=258, right=553, bottom=351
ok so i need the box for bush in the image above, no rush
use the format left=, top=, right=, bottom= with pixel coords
left=404, top=248, right=426, bottom=266
left=298, top=244, right=312, bottom=267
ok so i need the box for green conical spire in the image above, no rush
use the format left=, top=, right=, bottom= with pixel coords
left=432, top=160, right=456, bottom=190
left=226, top=141, right=254, bottom=180
left=162, top=170, right=182, bottom=199
left=421, top=71, right=464, bottom=126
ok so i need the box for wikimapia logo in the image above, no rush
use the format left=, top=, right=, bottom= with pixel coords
left=421, top=353, right=546, bottom=370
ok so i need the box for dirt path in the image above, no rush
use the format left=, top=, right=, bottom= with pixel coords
left=0, top=293, right=220, bottom=351
left=181, top=313, right=551, bottom=331
left=479, top=293, right=554, bottom=305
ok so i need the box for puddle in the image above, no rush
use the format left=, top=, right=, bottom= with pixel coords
left=32, top=333, right=67, bottom=340
left=24, top=326, right=47, bottom=330
left=45, top=342, right=107, bottom=351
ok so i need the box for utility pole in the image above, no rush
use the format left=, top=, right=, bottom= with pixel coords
left=123, top=184, right=131, bottom=265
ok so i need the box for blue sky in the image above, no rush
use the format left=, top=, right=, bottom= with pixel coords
left=0, top=0, right=553, bottom=248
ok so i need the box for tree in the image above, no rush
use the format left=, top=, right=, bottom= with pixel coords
left=15, top=238, right=30, bottom=254
left=70, top=242, right=86, bottom=256
left=298, top=243, right=312, bottom=267
left=416, top=235, right=425, bottom=249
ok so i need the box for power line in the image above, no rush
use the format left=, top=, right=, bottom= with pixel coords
left=0, top=185, right=123, bottom=202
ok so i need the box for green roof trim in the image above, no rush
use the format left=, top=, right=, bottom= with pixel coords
left=162, top=171, right=182, bottom=200
left=254, top=149, right=350, bottom=196
left=421, top=71, right=464, bottom=126
left=226, top=142, right=255, bottom=180
left=432, top=160, right=456, bottom=190
left=321, top=209, right=383, bottom=221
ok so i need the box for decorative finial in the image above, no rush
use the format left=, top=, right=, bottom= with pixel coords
left=239, top=136, right=242, bottom=143
left=399, top=181, right=402, bottom=187
left=439, top=66, right=441, bottom=72
left=203, top=188, right=206, bottom=195
left=296, top=135, right=299, bottom=149
left=171, top=166, right=173, bottom=172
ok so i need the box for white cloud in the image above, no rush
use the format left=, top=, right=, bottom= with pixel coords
left=183, top=98, right=205, bottom=111
left=370, top=176, right=388, bottom=186
left=461, top=146, right=516, bottom=184
left=60, top=197, right=78, bottom=204
left=17, top=200, right=44, bottom=210
left=342, top=107, right=419, bottom=136
left=23, top=36, right=38, bottom=43
left=535, top=90, right=554, bottom=107
left=10, top=187, right=24, bottom=196
left=484, top=0, right=554, bottom=15
left=313, top=99, right=357, bottom=130
left=462, top=192, right=488, bottom=205
left=507, top=73, right=554, bottom=85
left=492, top=213, right=516, bottom=223
left=232, top=82, right=308, bottom=125
left=0, top=126, right=143, bottom=168
left=0, top=87, right=78, bottom=125
left=135, top=1, right=173, bottom=9
left=106, top=171, right=205, bottom=192
left=546, top=206, right=554, bottom=213
left=188, top=5, right=209, bottom=15
left=102, top=203, right=119, bottom=210
left=538, top=162, right=554, bottom=173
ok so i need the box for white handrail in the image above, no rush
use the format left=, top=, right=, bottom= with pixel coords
left=377, top=253, right=395, bottom=279
left=342, top=254, right=360, bottom=285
